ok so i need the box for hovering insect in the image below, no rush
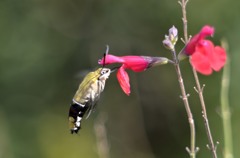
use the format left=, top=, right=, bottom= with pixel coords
left=68, top=46, right=116, bottom=134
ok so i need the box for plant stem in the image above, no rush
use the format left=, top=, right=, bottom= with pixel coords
left=178, top=0, right=197, bottom=157
left=179, top=0, right=218, bottom=157
left=94, top=113, right=110, bottom=158
left=192, top=70, right=218, bottom=158
left=171, top=49, right=197, bottom=158
left=180, top=0, right=189, bottom=43
left=220, top=44, right=233, bottom=158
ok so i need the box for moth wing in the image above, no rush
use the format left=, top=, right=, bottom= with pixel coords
left=85, top=87, right=101, bottom=119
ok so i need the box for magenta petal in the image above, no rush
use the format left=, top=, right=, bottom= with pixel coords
left=122, top=56, right=149, bottom=72
left=190, top=51, right=213, bottom=75
left=210, top=46, right=227, bottom=71
left=191, top=39, right=227, bottom=75
left=184, top=35, right=200, bottom=55
left=197, top=40, right=215, bottom=56
left=191, top=40, right=213, bottom=75
left=184, top=25, right=214, bottom=55
left=199, top=25, right=214, bottom=39
left=197, top=40, right=227, bottom=72
left=117, top=66, right=130, bottom=95
left=98, top=54, right=125, bottom=65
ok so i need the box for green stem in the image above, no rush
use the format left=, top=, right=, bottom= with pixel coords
left=221, top=56, right=233, bottom=158
left=94, top=113, right=110, bottom=158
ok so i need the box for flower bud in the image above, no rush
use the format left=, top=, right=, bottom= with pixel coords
left=162, top=26, right=178, bottom=51
left=163, top=38, right=174, bottom=51
left=169, top=26, right=178, bottom=45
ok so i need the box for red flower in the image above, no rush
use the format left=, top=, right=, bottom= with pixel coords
left=184, top=25, right=227, bottom=75
left=99, top=54, right=169, bottom=95
left=185, top=25, right=215, bottom=55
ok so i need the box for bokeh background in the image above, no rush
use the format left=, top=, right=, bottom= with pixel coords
left=0, top=0, right=239, bottom=158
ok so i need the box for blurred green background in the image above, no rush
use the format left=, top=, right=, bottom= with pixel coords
left=0, top=0, right=239, bottom=158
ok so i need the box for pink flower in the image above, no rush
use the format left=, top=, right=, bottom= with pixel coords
left=185, top=25, right=215, bottom=55
left=183, top=25, right=227, bottom=75
left=99, top=54, right=169, bottom=95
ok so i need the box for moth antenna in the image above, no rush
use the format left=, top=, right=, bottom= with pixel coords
left=103, top=45, right=109, bottom=67
left=105, top=45, right=109, bottom=55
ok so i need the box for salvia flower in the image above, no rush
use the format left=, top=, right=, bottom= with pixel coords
left=99, top=54, right=169, bottom=95
left=184, top=25, right=214, bottom=55
left=180, top=25, right=227, bottom=75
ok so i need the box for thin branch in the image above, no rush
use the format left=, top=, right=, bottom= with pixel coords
left=180, top=0, right=218, bottom=157
left=171, top=48, right=197, bottom=158
left=179, top=0, right=190, bottom=43
left=178, top=0, right=197, bottom=157
left=192, top=70, right=218, bottom=158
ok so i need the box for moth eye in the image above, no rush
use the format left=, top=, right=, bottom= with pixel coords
left=101, top=69, right=109, bottom=75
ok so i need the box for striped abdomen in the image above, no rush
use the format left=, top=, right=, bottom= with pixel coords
left=68, top=101, right=88, bottom=134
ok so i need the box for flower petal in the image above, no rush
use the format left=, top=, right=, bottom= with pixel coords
left=197, top=40, right=227, bottom=72
left=199, top=25, right=214, bottom=39
left=98, top=54, right=125, bottom=65
left=117, top=66, right=130, bottom=95
left=210, top=46, right=227, bottom=71
left=184, top=25, right=214, bottom=55
left=121, top=56, right=149, bottom=72
left=122, top=56, right=169, bottom=72
left=99, top=54, right=169, bottom=72
left=197, top=40, right=215, bottom=56
left=190, top=51, right=213, bottom=75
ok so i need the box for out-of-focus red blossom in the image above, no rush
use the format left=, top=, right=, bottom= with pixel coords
left=99, top=54, right=168, bottom=95
left=184, top=25, right=227, bottom=75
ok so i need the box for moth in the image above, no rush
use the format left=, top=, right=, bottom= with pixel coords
left=68, top=46, right=115, bottom=134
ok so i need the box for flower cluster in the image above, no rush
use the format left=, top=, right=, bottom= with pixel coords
left=99, top=54, right=169, bottom=95
left=183, top=25, right=227, bottom=75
